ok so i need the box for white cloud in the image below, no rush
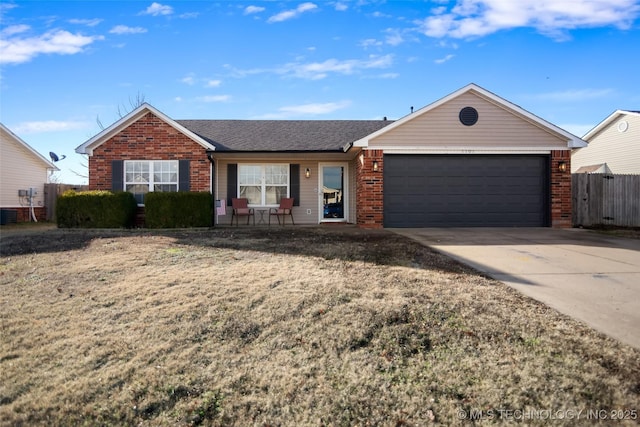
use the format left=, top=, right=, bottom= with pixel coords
left=376, top=73, right=400, bottom=79
left=281, top=54, right=394, bottom=79
left=141, top=2, right=174, bottom=16
left=360, top=38, right=383, bottom=48
left=416, top=0, right=640, bottom=40
left=268, top=2, right=317, bottom=23
left=372, top=11, right=392, bottom=18
left=1, top=24, right=30, bottom=37
left=206, top=79, right=222, bottom=88
left=109, top=25, right=147, bottom=35
left=69, top=18, right=103, bottom=27
left=255, top=100, right=351, bottom=119
left=279, top=100, right=351, bottom=115
left=181, top=74, right=196, bottom=85
left=0, top=29, right=104, bottom=64
left=533, top=88, right=614, bottom=101
left=434, top=53, right=455, bottom=64
left=14, top=120, right=89, bottom=134
left=384, top=29, right=404, bottom=46
left=278, top=101, right=351, bottom=115
left=244, top=5, right=265, bottom=15
left=198, top=95, right=231, bottom=102
left=335, top=2, right=348, bottom=11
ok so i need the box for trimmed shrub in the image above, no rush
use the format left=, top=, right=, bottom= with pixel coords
left=145, top=192, right=213, bottom=228
left=57, top=190, right=137, bottom=228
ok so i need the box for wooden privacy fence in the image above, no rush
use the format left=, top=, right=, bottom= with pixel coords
left=44, top=183, right=89, bottom=221
left=572, top=174, right=640, bottom=227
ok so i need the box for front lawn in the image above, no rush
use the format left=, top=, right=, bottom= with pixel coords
left=1, top=227, right=638, bottom=426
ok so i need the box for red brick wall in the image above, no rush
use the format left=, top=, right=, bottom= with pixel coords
left=89, top=112, right=210, bottom=192
left=550, top=150, right=572, bottom=228
left=9, top=207, right=46, bottom=223
left=356, top=149, right=384, bottom=228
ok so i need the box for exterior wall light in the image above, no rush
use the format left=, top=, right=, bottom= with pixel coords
left=372, top=160, right=379, bottom=172
left=305, top=167, right=311, bottom=179
left=558, top=161, right=567, bottom=173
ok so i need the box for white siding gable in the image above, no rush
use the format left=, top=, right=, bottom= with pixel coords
left=572, top=111, right=640, bottom=174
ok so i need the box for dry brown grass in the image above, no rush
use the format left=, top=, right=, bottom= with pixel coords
left=1, top=226, right=639, bottom=426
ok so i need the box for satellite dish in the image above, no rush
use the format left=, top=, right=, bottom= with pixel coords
left=49, top=152, right=66, bottom=162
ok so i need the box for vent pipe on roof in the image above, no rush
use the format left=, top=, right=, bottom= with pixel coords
left=383, top=116, right=387, bottom=121
left=410, top=106, right=414, bottom=113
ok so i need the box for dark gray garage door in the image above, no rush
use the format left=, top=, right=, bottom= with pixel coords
left=384, top=155, right=549, bottom=227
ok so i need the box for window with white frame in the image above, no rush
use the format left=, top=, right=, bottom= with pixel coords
left=125, top=160, right=178, bottom=204
left=239, top=164, right=289, bottom=205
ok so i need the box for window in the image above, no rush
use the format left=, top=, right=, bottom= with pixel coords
left=125, top=160, right=178, bottom=204
left=239, top=164, right=289, bottom=205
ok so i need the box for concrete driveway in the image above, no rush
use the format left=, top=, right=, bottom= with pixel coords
left=390, top=228, right=640, bottom=350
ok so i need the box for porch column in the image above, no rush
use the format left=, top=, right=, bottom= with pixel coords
left=356, top=149, right=384, bottom=229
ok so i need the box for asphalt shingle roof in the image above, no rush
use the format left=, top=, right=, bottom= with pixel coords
left=177, top=120, right=394, bottom=152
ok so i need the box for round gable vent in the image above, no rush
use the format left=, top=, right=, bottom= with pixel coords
left=459, top=107, right=478, bottom=126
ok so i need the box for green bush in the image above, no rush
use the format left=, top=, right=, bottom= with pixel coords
left=57, top=190, right=137, bottom=228
left=145, top=192, right=213, bottom=228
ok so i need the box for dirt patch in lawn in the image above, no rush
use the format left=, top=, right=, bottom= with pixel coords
left=1, top=226, right=639, bottom=426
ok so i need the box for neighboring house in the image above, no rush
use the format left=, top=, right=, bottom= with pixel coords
left=1, top=123, right=59, bottom=223
left=572, top=110, right=640, bottom=174
left=76, top=83, right=585, bottom=228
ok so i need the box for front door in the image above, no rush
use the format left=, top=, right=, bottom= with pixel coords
left=319, top=163, right=348, bottom=222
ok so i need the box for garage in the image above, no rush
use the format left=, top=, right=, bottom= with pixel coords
left=384, top=154, right=549, bottom=227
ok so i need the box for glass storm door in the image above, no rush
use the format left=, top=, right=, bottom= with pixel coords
left=320, top=164, right=347, bottom=221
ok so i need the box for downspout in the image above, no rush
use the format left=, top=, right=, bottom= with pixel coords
left=207, top=151, right=215, bottom=227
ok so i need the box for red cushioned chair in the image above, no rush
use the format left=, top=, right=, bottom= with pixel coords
left=231, top=198, right=255, bottom=226
left=269, top=197, right=295, bottom=226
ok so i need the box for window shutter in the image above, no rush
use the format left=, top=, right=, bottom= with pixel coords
left=112, top=160, right=123, bottom=191
left=227, top=163, right=237, bottom=205
left=178, top=160, right=190, bottom=191
left=290, top=164, right=300, bottom=206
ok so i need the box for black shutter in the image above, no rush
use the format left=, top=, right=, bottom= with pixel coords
left=290, top=164, right=300, bottom=206
left=227, top=163, right=237, bottom=205
left=178, top=160, right=190, bottom=191
left=112, top=160, right=123, bottom=191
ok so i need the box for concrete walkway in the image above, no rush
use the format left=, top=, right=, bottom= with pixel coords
left=390, top=228, right=640, bottom=350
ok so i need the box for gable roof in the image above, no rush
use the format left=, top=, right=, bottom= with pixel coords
left=582, top=110, right=640, bottom=141
left=177, top=120, right=393, bottom=152
left=0, top=123, right=59, bottom=171
left=75, top=103, right=215, bottom=155
left=353, top=83, right=587, bottom=149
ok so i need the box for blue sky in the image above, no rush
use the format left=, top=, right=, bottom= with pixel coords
left=1, top=0, right=639, bottom=184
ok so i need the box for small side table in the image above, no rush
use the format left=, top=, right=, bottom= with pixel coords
left=256, top=209, right=267, bottom=225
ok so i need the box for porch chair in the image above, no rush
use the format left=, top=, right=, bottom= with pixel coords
left=231, top=198, right=255, bottom=226
left=269, top=197, right=295, bottom=226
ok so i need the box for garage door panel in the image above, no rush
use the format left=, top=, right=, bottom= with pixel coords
left=384, top=155, right=549, bottom=227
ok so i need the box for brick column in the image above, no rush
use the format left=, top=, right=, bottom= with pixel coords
left=550, top=150, right=572, bottom=228
left=356, top=149, right=384, bottom=228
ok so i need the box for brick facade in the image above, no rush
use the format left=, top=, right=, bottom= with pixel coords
left=6, top=207, right=47, bottom=223
left=356, top=149, right=384, bottom=229
left=355, top=149, right=573, bottom=229
left=550, top=150, right=572, bottom=228
left=89, top=112, right=211, bottom=192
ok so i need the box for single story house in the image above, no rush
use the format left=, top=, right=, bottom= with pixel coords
left=1, top=123, right=59, bottom=223
left=76, top=83, right=585, bottom=228
left=572, top=110, right=640, bottom=174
